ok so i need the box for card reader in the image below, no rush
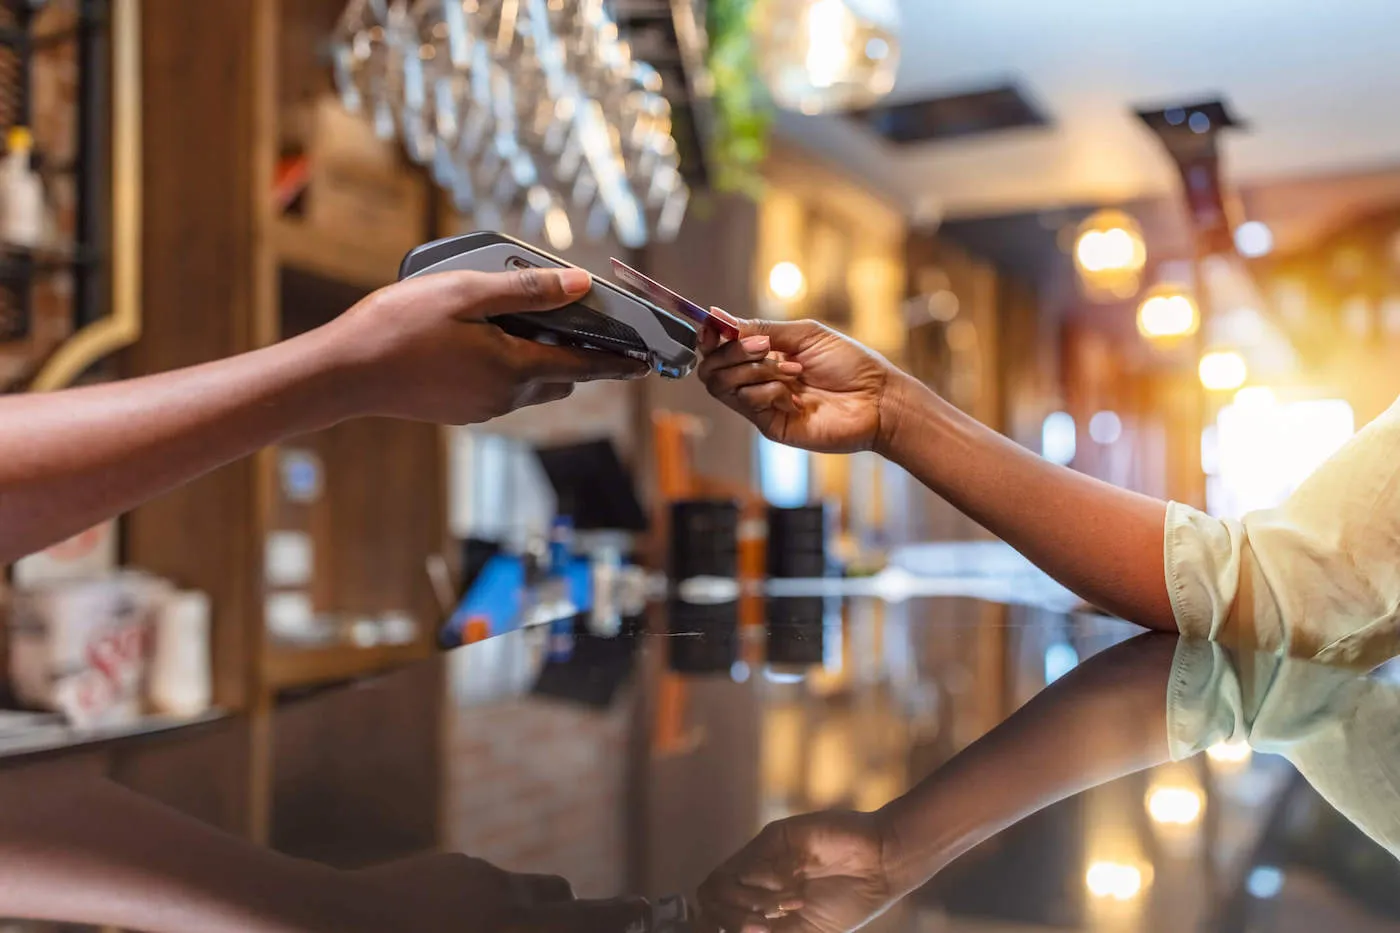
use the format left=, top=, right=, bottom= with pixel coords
left=398, top=232, right=699, bottom=379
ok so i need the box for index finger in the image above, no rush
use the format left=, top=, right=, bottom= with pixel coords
left=514, top=339, right=651, bottom=382
left=518, top=897, right=653, bottom=933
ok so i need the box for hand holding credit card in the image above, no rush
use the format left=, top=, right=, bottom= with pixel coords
left=610, top=258, right=742, bottom=342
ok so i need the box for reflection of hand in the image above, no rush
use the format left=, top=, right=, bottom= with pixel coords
left=697, top=811, right=896, bottom=933
left=698, top=318, right=915, bottom=455
left=322, top=268, right=649, bottom=426
left=352, top=853, right=650, bottom=933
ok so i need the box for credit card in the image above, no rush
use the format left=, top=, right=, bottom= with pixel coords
left=610, top=258, right=742, bottom=341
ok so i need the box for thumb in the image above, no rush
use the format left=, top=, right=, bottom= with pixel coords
left=738, top=317, right=825, bottom=355
left=452, top=267, right=594, bottom=319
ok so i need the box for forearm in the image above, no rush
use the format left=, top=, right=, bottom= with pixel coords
left=877, top=634, right=1176, bottom=890
left=880, top=377, right=1175, bottom=631
left=0, top=771, right=388, bottom=933
left=0, top=328, right=354, bottom=565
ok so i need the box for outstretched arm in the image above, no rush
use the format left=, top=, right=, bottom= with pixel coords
left=698, top=319, right=1175, bottom=631
left=880, top=375, right=1173, bottom=630
left=0, top=267, right=645, bottom=566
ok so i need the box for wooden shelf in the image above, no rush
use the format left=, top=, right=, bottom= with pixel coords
left=263, top=641, right=432, bottom=693
left=270, top=216, right=405, bottom=291
left=0, top=709, right=229, bottom=766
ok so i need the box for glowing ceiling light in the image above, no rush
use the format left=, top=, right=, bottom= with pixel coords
left=1137, top=284, right=1199, bottom=341
left=1146, top=785, right=1203, bottom=826
left=1086, top=861, right=1144, bottom=901
left=1199, top=350, right=1248, bottom=392
left=768, top=261, right=807, bottom=301
left=1073, top=210, right=1147, bottom=301
left=1234, top=221, right=1274, bottom=259
left=753, top=0, right=901, bottom=114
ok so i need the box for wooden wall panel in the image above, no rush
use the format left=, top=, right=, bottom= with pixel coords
left=123, top=0, right=260, bottom=712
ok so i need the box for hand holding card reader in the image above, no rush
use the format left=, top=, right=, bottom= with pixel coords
left=398, top=232, right=699, bottom=378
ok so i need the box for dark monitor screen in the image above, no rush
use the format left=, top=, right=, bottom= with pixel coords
left=534, top=439, right=648, bottom=532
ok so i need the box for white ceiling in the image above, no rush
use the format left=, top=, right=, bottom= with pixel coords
left=777, top=0, right=1400, bottom=219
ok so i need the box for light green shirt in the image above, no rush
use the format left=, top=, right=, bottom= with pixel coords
left=1165, top=397, right=1400, bottom=670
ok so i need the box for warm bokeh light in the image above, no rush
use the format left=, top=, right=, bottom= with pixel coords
left=1137, top=284, right=1199, bottom=340
left=1146, top=785, right=1203, bottom=826
left=1076, top=228, right=1140, bottom=274
left=1073, top=210, right=1147, bottom=301
left=1074, top=211, right=1146, bottom=271
left=1199, top=350, right=1248, bottom=391
left=543, top=206, right=573, bottom=251
left=1086, top=861, right=1144, bottom=900
left=754, top=0, right=901, bottom=114
left=1233, top=386, right=1276, bottom=408
left=768, top=261, right=808, bottom=301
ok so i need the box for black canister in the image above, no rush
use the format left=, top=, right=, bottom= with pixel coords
left=670, top=499, right=740, bottom=580
left=766, top=504, right=828, bottom=578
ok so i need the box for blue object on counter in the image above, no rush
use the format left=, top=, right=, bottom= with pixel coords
left=440, top=552, right=595, bottom=648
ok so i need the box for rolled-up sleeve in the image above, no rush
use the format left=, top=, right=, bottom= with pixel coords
left=1164, top=397, right=1400, bottom=669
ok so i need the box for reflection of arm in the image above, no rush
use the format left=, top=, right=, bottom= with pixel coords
left=877, top=634, right=1177, bottom=890
left=0, top=771, right=380, bottom=932
left=1169, top=640, right=1400, bottom=857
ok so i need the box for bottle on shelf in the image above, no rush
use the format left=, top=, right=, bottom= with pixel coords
left=0, top=127, right=47, bottom=250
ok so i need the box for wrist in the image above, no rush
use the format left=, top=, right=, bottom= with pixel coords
left=281, top=323, right=379, bottom=427
left=874, top=371, right=939, bottom=461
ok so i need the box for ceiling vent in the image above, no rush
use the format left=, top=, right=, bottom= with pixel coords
left=850, top=82, right=1049, bottom=145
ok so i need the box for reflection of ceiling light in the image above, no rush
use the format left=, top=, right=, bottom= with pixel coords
left=1247, top=866, right=1285, bottom=899
left=769, top=261, right=807, bottom=301
left=1137, top=284, right=1199, bottom=340
left=1234, top=221, right=1274, bottom=258
left=1206, top=739, right=1252, bottom=766
left=1086, top=861, right=1144, bottom=900
left=1199, top=350, right=1248, bottom=391
left=753, top=0, right=901, bottom=114
left=1147, top=786, right=1203, bottom=826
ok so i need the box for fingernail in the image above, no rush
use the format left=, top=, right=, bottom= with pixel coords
left=555, top=268, right=592, bottom=294
left=777, top=360, right=803, bottom=375
left=741, top=335, right=770, bottom=354
left=790, top=394, right=804, bottom=411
